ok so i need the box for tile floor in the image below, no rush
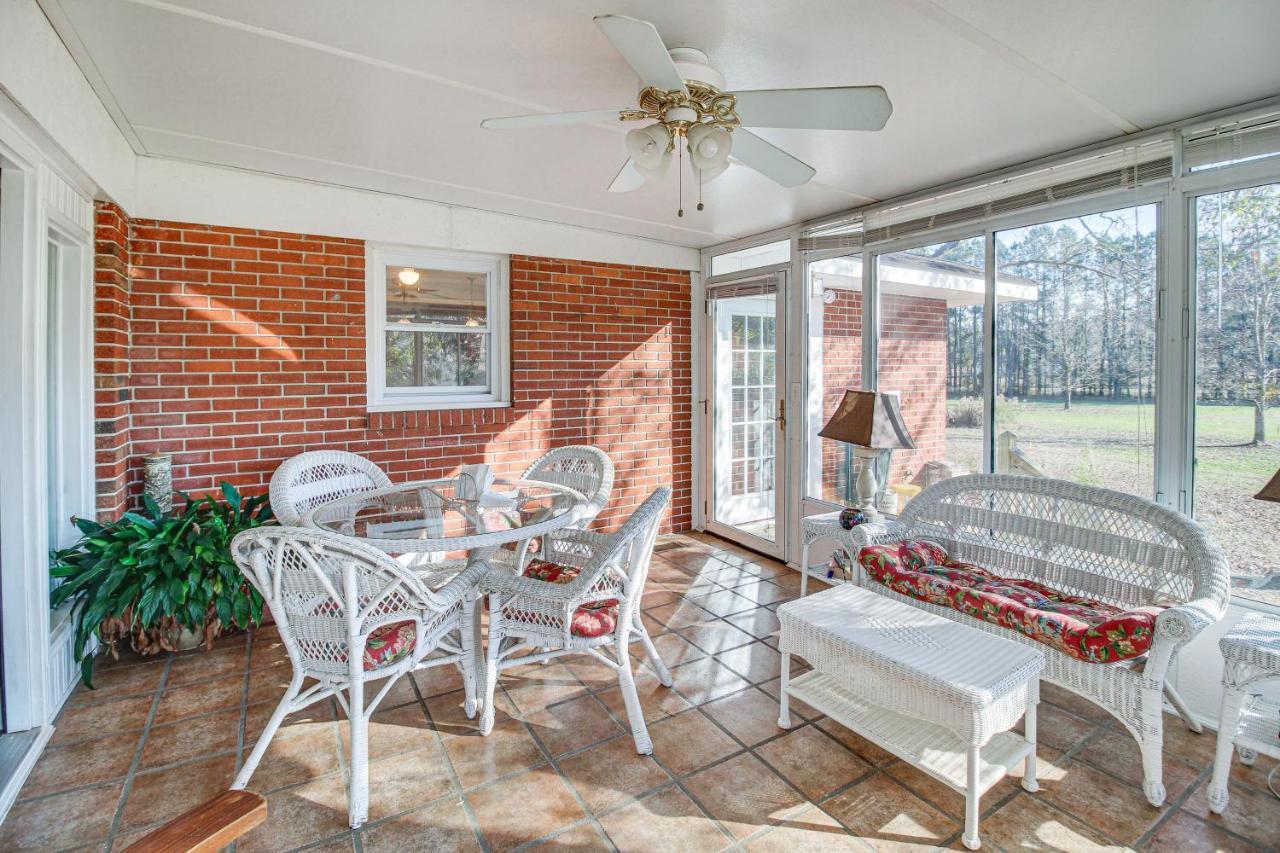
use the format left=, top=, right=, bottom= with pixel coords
left=3, top=533, right=1277, bottom=852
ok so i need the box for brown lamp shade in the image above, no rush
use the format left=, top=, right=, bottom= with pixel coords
left=1254, top=467, right=1280, bottom=503
left=818, top=390, right=917, bottom=450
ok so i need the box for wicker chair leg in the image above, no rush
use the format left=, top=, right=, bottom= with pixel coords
left=232, top=673, right=303, bottom=789
left=634, top=615, right=672, bottom=687
left=480, top=607, right=502, bottom=736
left=615, top=637, right=653, bottom=754
left=346, top=671, right=370, bottom=828
left=460, top=598, right=479, bottom=719
left=1139, top=683, right=1167, bottom=807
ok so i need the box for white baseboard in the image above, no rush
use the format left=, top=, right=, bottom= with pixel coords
left=0, top=725, right=53, bottom=823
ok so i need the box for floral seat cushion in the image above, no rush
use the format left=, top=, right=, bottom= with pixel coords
left=363, top=621, right=417, bottom=671
left=857, top=539, right=1164, bottom=663
left=520, top=559, right=619, bottom=638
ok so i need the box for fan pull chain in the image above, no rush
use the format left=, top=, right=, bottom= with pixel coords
left=697, top=168, right=704, bottom=212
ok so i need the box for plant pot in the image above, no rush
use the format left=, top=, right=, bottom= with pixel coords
left=175, top=626, right=204, bottom=652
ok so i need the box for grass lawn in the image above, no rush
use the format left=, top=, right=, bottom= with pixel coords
left=943, top=399, right=1280, bottom=606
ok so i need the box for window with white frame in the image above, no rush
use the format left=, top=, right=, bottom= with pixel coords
left=365, top=245, right=509, bottom=411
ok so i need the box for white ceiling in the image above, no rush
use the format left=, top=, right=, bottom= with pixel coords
left=42, top=0, right=1280, bottom=249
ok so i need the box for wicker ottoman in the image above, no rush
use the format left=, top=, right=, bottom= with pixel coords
left=777, top=584, right=1045, bottom=850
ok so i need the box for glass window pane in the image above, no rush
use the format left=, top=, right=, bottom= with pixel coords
left=994, top=205, right=1158, bottom=500
left=1194, top=183, right=1280, bottom=607
left=875, top=237, right=987, bottom=513
left=385, top=266, right=487, bottom=327
left=385, top=331, right=487, bottom=388
left=806, top=255, right=864, bottom=505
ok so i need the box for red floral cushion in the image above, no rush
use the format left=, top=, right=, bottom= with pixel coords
left=363, top=621, right=416, bottom=671
left=520, top=559, right=620, bottom=638
left=858, top=540, right=1163, bottom=663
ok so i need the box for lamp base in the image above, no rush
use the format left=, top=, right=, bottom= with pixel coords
left=854, top=447, right=884, bottom=522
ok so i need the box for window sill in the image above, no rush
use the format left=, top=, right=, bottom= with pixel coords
left=367, top=400, right=512, bottom=414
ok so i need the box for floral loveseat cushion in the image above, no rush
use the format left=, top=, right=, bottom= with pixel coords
left=519, top=559, right=619, bottom=638
left=857, top=539, right=1163, bottom=663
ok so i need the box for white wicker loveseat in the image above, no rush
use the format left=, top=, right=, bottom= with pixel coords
left=851, top=474, right=1230, bottom=806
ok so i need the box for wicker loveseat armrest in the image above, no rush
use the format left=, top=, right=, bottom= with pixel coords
left=1155, top=596, right=1227, bottom=648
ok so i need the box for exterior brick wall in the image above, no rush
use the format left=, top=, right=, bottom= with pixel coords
left=817, top=290, right=863, bottom=504
left=92, top=205, right=693, bottom=533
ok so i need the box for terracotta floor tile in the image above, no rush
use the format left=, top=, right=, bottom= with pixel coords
left=1147, top=809, right=1260, bottom=852
left=425, top=687, right=517, bottom=737
left=685, top=589, right=758, bottom=619
left=244, top=697, right=338, bottom=744
left=1039, top=758, right=1166, bottom=844
left=641, top=587, right=685, bottom=610
left=237, top=774, right=353, bottom=853
left=730, top=580, right=793, bottom=607
left=559, top=735, right=671, bottom=814
left=1226, top=751, right=1277, bottom=792
left=17, top=732, right=138, bottom=800
left=360, top=743, right=457, bottom=822
left=1029, top=701, right=1102, bottom=752
left=412, top=660, right=466, bottom=698
left=51, top=693, right=154, bottom=746
left=67, top=659, right=165, bottom=705
left=442, top=718, right=546, bottom=788
left=597, top=786, right=733, bottom=853
left=645, top=600, right=715, bottom=631
left=714, top=641, right=783, bottom=684
left=466, top=766, right=588, bottom=851
left=339, top=702, right=437, bottom=763
left=1039, top=681, right=1113, bottom=723
left=0, top=782, right=123, bottom=851
left=701, top=687, right=790, bottom=747
left=165, top=644, right=247, bottom=686
left=812, top=717, right=897, bottom=766
left=120, top=752, right=236, bottom=830
left=524, top=694, right=624, bottom=757
left=1073, top=726, right=1202, bottom=801
left=1182, top=774, right=1280, bottom=849
left=745, top=805, right=867, bottom=852
left=823, top=773, right=959, bottom=850
left=361, top=797, right=480, bottom=852
left=520, top=818, right=607, bottom=850
left=138, top=706, right=241, bottom=769
left=669, top=658, right=753, bottom=706
left=634, top=630, right=706, bottom=670
left=1159, top=718, right=1220, bottom=767
left=757, top=677, right=823, bottom=722
left=499, top=663, right=589, bottom=716
left=756, top=726, right=871, bottom=801
left=676, top=619, right=758, bottom=655
left=152, top=673, right=244, bottom=724
left=724, top=607, right=781, bottom=640
left=979, top=793, right=1121, bottom=851
left=684, top=752, right=808, bottom=840
left=596, top=670, right=693, bottom=724
left=647, top=710, right=741, bottom=776
left=245, top=717, right=342, bottom=794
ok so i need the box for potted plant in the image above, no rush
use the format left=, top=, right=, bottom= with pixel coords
left=51, top=482, right=274, bottom=686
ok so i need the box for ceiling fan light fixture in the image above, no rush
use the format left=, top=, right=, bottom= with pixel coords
left=397, top=268, right=421, bottom=286
left=626, top=123, right=672, bottom=178
left=688, top=122, right=732, bottom=182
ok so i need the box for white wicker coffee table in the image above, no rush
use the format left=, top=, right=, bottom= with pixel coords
left=777, top=584, right=1044, bottom=850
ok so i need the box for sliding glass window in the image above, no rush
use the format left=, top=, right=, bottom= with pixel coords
left=805, top=254, right=863, bottom=506
left=993, top=204, right=1159, bottom=499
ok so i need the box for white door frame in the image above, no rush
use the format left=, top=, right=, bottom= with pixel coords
left=702, top=269, right=788, bottom=559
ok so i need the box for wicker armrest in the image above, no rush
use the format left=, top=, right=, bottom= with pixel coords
left=480, top=566, right=579, bottom=605
left=430, top=562, right=489, bottom=608
left=1155, top=596, right=1226, bottom=646
left=544, top=529, right=612, bottom=566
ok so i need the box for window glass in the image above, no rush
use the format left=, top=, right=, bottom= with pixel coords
left=1194, top=183, right=1280, bottom=606
left=877, top=237, right=986, bottom=513
left=994, top=204, right=1158, bottom=499
left=385, top=267, right=487, bottom=327
left=806, top=255, right=862, bottom=505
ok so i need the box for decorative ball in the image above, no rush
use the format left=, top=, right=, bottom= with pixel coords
left=839, top=508, right=867, bottom=529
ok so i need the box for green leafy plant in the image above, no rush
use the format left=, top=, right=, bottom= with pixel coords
left=51, top=482, right=274, bottom=686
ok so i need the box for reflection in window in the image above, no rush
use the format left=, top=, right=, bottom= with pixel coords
left=1194, top=183, right=1280, bottom=606
left=806, top=255, right=862, bottom=505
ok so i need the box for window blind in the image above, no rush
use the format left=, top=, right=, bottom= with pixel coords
left=1184, top=113, right=1280, bottom=172
left=706, top=278, right=777, bottom=300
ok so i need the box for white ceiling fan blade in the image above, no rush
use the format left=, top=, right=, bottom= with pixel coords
left=593, top=15, right=688, bottom=94
left=733, top=86, right=892, bottom=131
left=731, top=130, right=816, bottom=187
left=481, top=108, right=628, bottom=129
left=608, top=159, right=645, bottom=193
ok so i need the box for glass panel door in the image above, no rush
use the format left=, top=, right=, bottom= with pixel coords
left=707, top=274, right=784, bottom=554
left=1193, top=182, right=1280, bottom=607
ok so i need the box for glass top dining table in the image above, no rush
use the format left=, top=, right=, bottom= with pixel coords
left=302, top=478, right=587, bottom=555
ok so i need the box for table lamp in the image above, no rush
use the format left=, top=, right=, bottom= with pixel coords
left=818, top=390, right=916, bottom=521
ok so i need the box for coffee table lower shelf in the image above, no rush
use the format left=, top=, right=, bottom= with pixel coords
left=785, top=670, right=1035, bottom=797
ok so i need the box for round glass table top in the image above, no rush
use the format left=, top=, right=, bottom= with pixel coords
left=303, top=478, right=586, bottom=552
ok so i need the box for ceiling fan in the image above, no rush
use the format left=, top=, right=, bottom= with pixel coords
left=480, top=15, right=892, bottom=216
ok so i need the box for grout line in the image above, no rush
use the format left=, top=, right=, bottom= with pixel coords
left=102, top=655, right=173, bottom=850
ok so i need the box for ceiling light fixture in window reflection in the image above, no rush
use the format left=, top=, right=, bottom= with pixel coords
left=397, top=268, right=421, bottom=286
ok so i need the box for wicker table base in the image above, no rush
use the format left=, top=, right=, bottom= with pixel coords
left=777, top=584, right=1044, bottom=850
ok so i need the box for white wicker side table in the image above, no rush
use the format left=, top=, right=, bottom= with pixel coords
left=799, top=512, right=906, bottom=596
left=1208, top=612, right=1280, bottom=814
left=777, top=584, right=1044, bottom=850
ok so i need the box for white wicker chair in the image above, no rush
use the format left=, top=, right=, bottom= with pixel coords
left=229, top=526, right=482, bottom=828
left=268, top=450, right=393, bottom=527
left=855, top=474, right=1230, bottom=806
left=478, top=487, right=671, bottom=752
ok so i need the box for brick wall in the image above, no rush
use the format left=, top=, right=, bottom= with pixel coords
left=817, top=290, right=863, bottom=504
left=93, top=205, right=693, bottom=533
